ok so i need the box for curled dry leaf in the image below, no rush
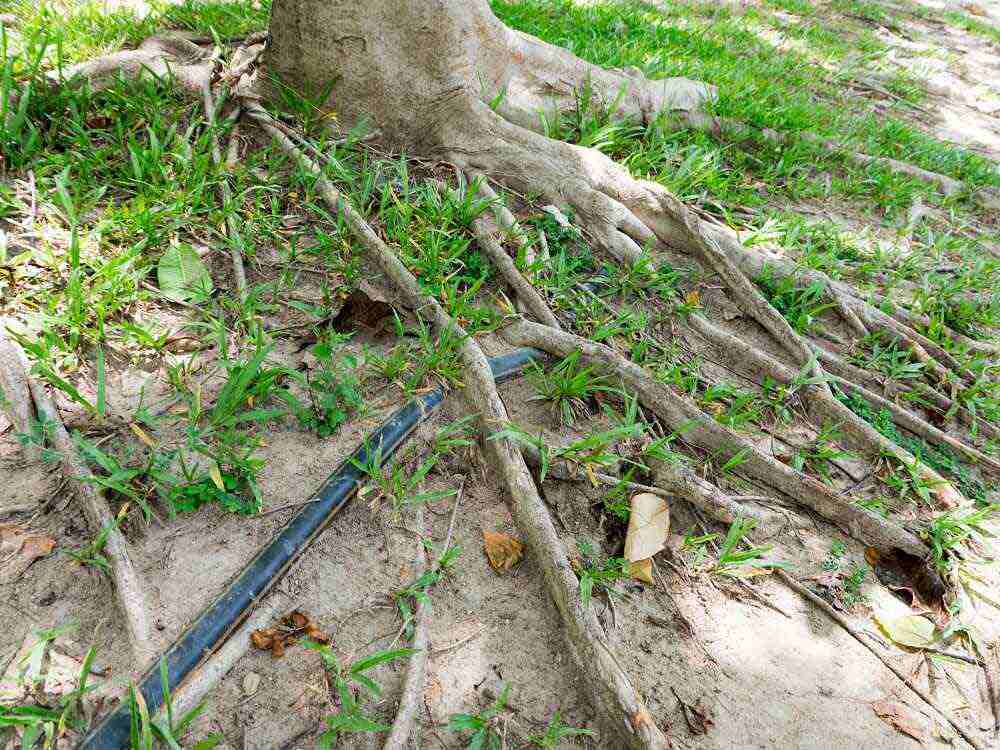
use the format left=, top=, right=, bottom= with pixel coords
left=624, top=493, right=669, bottom=583
left=872, top=699, right=927, bottom=743
left=251, top=610, right=330, bottom=658
left=0, top=525, right=56, bottom=583
left=331, top=282, right=398, bottom=334
left=483, top=531, right=524, bottom=572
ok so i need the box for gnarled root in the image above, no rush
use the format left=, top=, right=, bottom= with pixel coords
left=51, top=35, right=212, bottom=93
left=253, top=107, right=669, bottom=750
left=686, top=314, right=970, bottom=507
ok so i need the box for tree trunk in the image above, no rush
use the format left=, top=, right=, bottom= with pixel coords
left=265, top=0, right=712, bottom=146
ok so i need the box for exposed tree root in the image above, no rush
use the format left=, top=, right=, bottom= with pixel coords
left=0, top=323, right=39, bottom=462
left=6, top=337, right=156, bottom=669
left=201, top=81, right=248, bottom=299
left=502, top=318, right=937, bottom=574
left=807, top=342, right=997, bottom=441
left=468, top=173, right=546, bottom=264
left=686, top=313, right=968, bottom=507
left=521, top=443, right=765, bottom=527
left=384, top=503, right=430, bottom=750
left=51, top=35, right=212, bottom=93
left=776, top=570, right=986, bottom=750
left=430, top=178, right=560, bottom=329
left=251, top=106, right=669, bottom=749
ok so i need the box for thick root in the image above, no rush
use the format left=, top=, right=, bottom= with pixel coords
left=202, top=81, right=249, bottom=299
left=502, top=317, right=935, bottom=568
left=0, top=323, right=39, bottom=462
left=51, top=35, right=212, bottom=93
left=384, top=505, right=430, bottom=750
left=254, top=107, right=669, bottom=750
left=687, top=314, right=968, bottom=507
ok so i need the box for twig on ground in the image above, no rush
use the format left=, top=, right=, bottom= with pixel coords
left=776, top=570, right=985, bottom=750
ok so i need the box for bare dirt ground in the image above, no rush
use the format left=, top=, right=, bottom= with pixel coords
left=2, top=0, right=1000, bottom=749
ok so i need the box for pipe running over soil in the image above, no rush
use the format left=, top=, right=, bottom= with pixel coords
left=79, top=348, right=542, bottom=750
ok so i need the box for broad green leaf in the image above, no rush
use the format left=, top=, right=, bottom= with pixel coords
left=157, top=244, right=213, bottom=303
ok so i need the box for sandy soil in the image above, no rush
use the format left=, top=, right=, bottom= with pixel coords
left=2, top=1, right=1000, bottom=749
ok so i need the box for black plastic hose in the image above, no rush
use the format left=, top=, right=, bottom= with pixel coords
left=80, top=347, right=543, bottom=749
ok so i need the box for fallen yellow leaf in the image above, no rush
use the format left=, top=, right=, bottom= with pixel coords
left=130, top=423, right=156, bottom=448
left=209, top=463, right=225, bottom=491
left=629, top=558, right=653, bottom=584
left=624, top=493, right=670, bottom=563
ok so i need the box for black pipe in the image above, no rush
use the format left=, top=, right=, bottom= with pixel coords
left=80, top=347, right=543, bottom=749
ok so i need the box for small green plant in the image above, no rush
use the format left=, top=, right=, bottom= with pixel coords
left=850, top=333, right=924, bottom=382
left=528, top=711, right=595, bottom=747
left=842, top=561, right=867, bottom=608
left=573, top=541, right=629, bottom=606
left=126, top=660, right=222, bottom=749
left=353, top=418, right=472, bottom=511
left=702, top=519, right=789, bottom=577
left=922, top=504, right=999, bottom=572
left=756, top=266, right=834, bottom=334
left=792, top=422, right=853, bottom=482
left=823, top=539, right=848, bottom=570
left=448, top=683, right=510, bottom=750
left=394, top=542, right=461, bottom=638
left=306, top=643, right=415, bottom=748
left=283, top=331, right=363, bottom=437
left=64, top=510, right=123, bottom=575
left=526, top=350, right=612, bottom=425
left=0, top=625, right=99, bottom=747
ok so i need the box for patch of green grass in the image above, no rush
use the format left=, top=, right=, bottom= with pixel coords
left=834, top=386, right=995, bottom=503
left=526, top=350, right=613, bottom=425
left=572, top=540, right=630, bottom=607
left=492, top=0, right=999, bottom=220
left=923, top=504, right=999, bottom=572
left=307, top=642, right=415, bottom=748
left=449, top=684, right=510, bottom=750
left=756, top=265, right=834, bottom=333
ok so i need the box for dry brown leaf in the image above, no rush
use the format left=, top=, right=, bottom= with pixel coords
left=251, top=629, right=274, bottom=650
left=629, top=558, right=653, bottom=584
left=483, top=531, right=524, bottom=572
left=624, top=493, right=669, bottom=563
left=684, top=289, right=701, bottom=307
left=0, top=527, right=56, bottom=583
left=331, top=283, right=397, bottom=333
left=872, top=699, right=927, bottom=743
